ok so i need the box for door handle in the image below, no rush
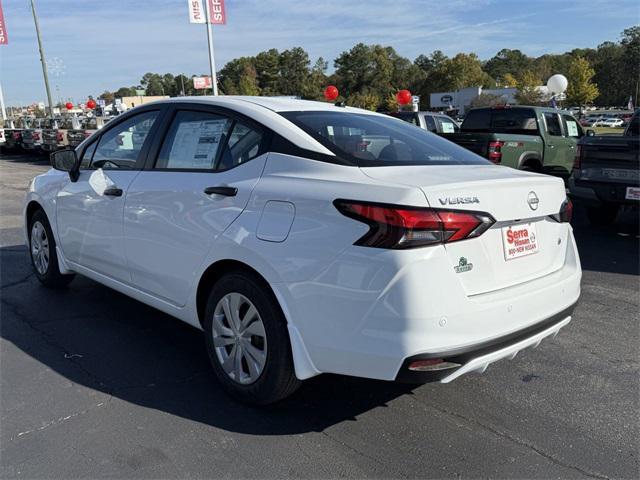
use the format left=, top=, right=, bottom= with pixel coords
left=204, top=186, right=237, bottom=197
left=104, top=187, right=123, bottom=197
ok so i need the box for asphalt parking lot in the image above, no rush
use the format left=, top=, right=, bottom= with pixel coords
left=1, top=153, right=638, bottom=479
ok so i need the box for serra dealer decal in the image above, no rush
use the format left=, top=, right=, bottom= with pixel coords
left=0, top=0, right=8, bottom=45
left=502, top=223, right=539, bottom=260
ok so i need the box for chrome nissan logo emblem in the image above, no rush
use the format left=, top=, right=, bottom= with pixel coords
left=527, top=191, right=539, bottom=210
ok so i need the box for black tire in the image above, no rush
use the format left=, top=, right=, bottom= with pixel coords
left=28, top=209, right=75, bottom=288
left=586, top=204, right=619, bottom=226
left=203, top=271, right=301, bottom=405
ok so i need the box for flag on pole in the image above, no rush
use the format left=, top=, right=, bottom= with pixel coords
left=628, top=96, right=634, bottom=111
left=0, top=0, right=9, bottom=45
left=188, top=0, right=206, bottom=23
left=208, top=0, right=226, bottom=25
left=188, top=0, right=226, bottom=24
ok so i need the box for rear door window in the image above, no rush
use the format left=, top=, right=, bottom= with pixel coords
left=461, top=109, right=491, bottom=132
left=155, top=111, right=232, bottom=170
left=544, top=112, right=562, bottom=136
left=435, top=116, right=458, bottom=133
left=561, top=114, right=582, bottom=138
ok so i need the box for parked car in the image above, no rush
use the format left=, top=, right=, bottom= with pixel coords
left=42, top=118, right=74, bottom=152
left=387, top=111, right=460, bottom=134
left=0, top=128, right=5, bottom=147
left=569, top=111, right=640, bottom=225
left=444, top=106, right=585, bottom=179
left=25, top=97, right=581, bottom=404
left=2, top=128, right=23, bottom=151
left=593, top=118, right=624, bottom=128
left=21, top=118, right=46, bottom=152
left=67, top=116, right=111, bottom=147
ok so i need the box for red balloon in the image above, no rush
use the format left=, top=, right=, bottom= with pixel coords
left=324, top=85, right=339, bottom=101
left=86, top=99, right=96, bottom=109
left=396, top=89, right=412, bottom=105
left=65, top=102, right=73, bottom=110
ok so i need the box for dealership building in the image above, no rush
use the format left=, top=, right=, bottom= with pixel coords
left=430, top=86, right=560, bottom=114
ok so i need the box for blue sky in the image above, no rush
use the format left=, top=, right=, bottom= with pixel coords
left=0, top=0, right=638, bottom=106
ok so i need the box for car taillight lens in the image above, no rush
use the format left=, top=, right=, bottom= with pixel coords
left=33, top=132, right=40, bottom=141
left=573, top=145, right=582, bottom=170
left=56, top=132, right=64, bottom=142
left=83, top=131, right=92, bottom=138
left=334, top=200, right=495, bottom=249
left=13, top=132, right=20, bottom=140
left=550, top=198, right=573, bottom=223
left=487, top=140, right=504, bottom=164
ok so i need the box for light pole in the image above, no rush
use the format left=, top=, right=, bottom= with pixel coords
left=29, top=0, right=54, bottom=119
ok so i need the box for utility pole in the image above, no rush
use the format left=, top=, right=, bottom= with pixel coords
left=203, top=0, right=219, bottom=96
left=30, top=0, right=54, bottom=119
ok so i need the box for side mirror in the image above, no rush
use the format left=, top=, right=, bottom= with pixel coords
left=50, top=148, right=80, bottom=182
left=586, top=129, right=595, bottom=137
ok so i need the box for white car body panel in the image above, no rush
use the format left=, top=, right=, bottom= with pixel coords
left=24, top=96, right=582, bottom=385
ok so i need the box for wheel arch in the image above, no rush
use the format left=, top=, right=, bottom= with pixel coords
left=195, top=258, right=320, bottom=380
left=518, top=152, right=543, bottom=172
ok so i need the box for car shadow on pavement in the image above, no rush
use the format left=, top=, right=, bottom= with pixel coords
left=571, top=206, right=639, bottom=276
left=1, top=245, right=416, bottom=436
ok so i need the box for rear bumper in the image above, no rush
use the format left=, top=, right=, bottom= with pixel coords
left=395, top=303, right=574, bottom=382
left=569, top=177, right=639, bottom=207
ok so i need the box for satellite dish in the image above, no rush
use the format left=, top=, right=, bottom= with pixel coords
left=547, top=74, right=568, bottom=94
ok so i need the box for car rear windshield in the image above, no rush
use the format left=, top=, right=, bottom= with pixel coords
left=280, top=111, right=489, bottom=167
left=461, top=108, right=539, bottom=135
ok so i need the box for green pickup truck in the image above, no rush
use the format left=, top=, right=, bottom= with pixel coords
left=443, top=106, right=586, bottom=179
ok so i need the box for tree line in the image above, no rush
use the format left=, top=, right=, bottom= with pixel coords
left=99, top=26, right=639, bottom=111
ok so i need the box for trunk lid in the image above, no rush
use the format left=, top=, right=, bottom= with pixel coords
left=361, top=165, right=570, bottom=295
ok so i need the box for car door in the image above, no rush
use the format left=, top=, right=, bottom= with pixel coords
left=123, top=106, right=268, bottom=306
left=56, top=109, right=162, bottom=283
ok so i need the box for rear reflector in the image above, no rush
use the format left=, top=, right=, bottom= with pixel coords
left=408, top=359, right=461, bottom=371
left=334, top=200, right=495, bottom=249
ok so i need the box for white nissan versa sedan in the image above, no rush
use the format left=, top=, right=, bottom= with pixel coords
left=24, top=97, right=581, bottom=404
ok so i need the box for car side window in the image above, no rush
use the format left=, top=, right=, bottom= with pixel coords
left=155, top=111, right=232, bottom=170
left=561, top=114, right=582, bottom=138
left=424, top=115, right=437, bottom=132
left=436, top=116, right=458, bottom=133
left=80, top=140, right=98, bottom=168
left=216, top=121, right=264, bottom=170
left=91, top=111, right=158, bottom=170
left=544, top=113, right=562, bottom=136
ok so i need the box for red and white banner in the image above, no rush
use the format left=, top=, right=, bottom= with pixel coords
left=208, top=0, right=226, bottom=25
left=193, top=76, right=213, bottom=89
left=188, top=0, right=226, bottom=24
left=187, top=0, right=206, bottom=23
left=0, top=0, right=9, bottom=45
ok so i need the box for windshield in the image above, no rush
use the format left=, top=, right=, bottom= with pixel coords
left=281, top=111, right=489, bottom=167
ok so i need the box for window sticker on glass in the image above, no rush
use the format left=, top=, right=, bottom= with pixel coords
left=566, top=120, right=579, bottom=137
left=169, top=120, right=226, bottom=168
left=441, top=122, right=455, bottom=133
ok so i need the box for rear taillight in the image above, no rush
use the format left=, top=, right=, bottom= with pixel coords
left=83, top=131, right=92, bottom=138
left=487, top=140, right=504, bottom=164
left=550, top=198, right=573, bottom=223
left=32, top=132, right=40, bottom=141
left=13, top=132, right=20, bottom=140
left=334, top=200, right=495, bottom=249
left=573, top=145, right=583, bottom=170
left=56, top=131, right=64, bottom=142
